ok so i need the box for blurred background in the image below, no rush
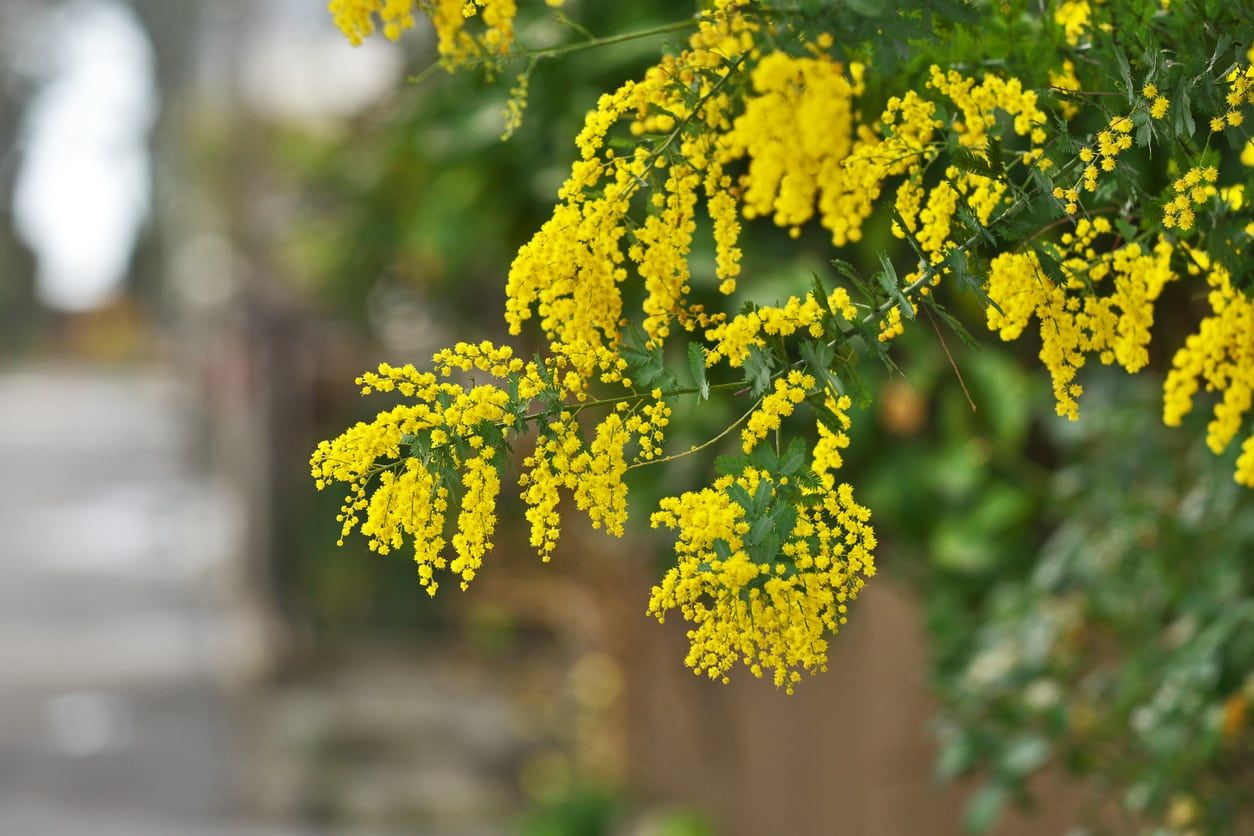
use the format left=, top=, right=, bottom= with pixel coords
left=0, top=1, right=1249, bottom=834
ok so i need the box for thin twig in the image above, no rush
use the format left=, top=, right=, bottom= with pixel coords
left=922, top=303, right=977, bottom=413
left=626, top=397, right=762, bottom=470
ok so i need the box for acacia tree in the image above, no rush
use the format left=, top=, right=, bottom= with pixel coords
left=311, top=0, right=1254, bottom=700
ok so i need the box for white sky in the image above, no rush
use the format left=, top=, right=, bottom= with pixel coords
left=13, top=0, right=156, bottom=312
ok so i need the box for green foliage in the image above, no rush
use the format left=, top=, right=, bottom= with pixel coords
left=881, top=367, right=1254, bottom=833
left=304, top=0, right=1254, bottom=826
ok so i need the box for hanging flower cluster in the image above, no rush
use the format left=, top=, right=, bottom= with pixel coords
left=316, top=0, right=1254, bottom=692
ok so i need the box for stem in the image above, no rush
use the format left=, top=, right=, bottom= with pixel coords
left=407, top=17, right=704, bottom=86
left=626, top=396, right=762, bottom=471
left=922, top=303, right=977, bottom=412
left=520, top=380, right=743, bottom=426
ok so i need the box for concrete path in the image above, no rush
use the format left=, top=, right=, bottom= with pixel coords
left=0, top=366, right=288, bottom=834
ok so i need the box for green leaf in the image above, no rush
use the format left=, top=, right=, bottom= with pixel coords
left=773, top=503, right=798, bottom=543
left=811, top=396, right=848, bottom=435
left=1114, top=43, right=1134, bottom=104
left=778, top=437, right=807, bottom=476
left=715, top=455, right=748, bottom=476
left=831, top=258, right=876, bottom=303
left=749, top=443, right=779, bottom=474
left=686, top=342, right=709, bottom=401
left=744, top=345, right=776, bottom=398
left=1029, top=242, right=1068, bottom=289
left=965, top=785, right=1008, bottom=836
left=830, top=258, right=861, bottom=283
left=945, top=247, right=1000, bottom=315
left=809, top=272, right=836, bottom=332
left=877, top=252, right=914, bottom=321
left=622, top=322, right=679, bottom=393
left=726, top=483, right=753, bottom=512
left=799, top=340, right=837, bottom=396
left=949, top=147, right=999, bottom=179
left=751, top=473, right=773, bottom=514
left=757, top=532, right=781, bottom=565
left=748, top=514, right=772, bottom=546
left=1172, top=79, right=1195, bottom=138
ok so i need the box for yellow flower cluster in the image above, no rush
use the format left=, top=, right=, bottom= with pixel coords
left=883, top=69, right=1045, bottom=294
left=1054, top=0, right=1092, bottom=45
left=311, top=353, right=516, bottom=594
left=506, top=2, right=757, bottom=374
left=1061, top=82, right=1168, bottom=210
left=1210, top=63, right=1254, bottom=132
left=328, top=0, right=530, bottom=62
left=622, top=390, right=671, bottom=462
left=1162, top=165, right=1219, bottom=231
left=634, top=162, right=701, bottom=343
left=1051, top=59, right=1081, bottom=120
left=1143, top=82, right=1170, bottom=120
left=647, top=467, right=876, bottom=692
left=704, top=291, right=858, bottom=368
left=719, top=51, right=867, bottom=242
left=328, top=0, right=416, bottom=44
left=1163, top=255, right=1254, bottom=487
left=985, top=218, right=1178, bottom=419
left=1081, top=115, right=1133, bottom=194
left=518, top=410, right=631, bottom=562
left=927, top=66, right=1047, bottom=151
left=911, top=178, right=960, bottom=260
left=311, top=339, right=645, bottom=590
left=812, top=394, right=853, bottom=488
left=742, top=371, right=814, bottom=453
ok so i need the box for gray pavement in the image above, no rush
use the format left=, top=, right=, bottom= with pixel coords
left=0, top=367, right=287, bottom=835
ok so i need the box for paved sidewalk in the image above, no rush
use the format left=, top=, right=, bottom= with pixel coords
left=0, top=367, right=288, bottom=835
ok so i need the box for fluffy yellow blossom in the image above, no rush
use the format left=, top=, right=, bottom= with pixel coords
left=328, top=0, right=416, bottom=44
left=926, top=66, right=1047, bottom=151
left=705, top=291, right=857, bottom=367
left=1162, top=165, right=1218, bottom=231
left=312, top=354, right=517, bottom=593
left=985, top=221, right=1177, bottom=419
left=1054, top=0, right=1091, bottom=45
left=1163, top=257, right=1254, bottom=486
left=1242, top=139, right=1254, bottom=167
left=1051, top=59, right=1082, bottom=120
left=519, top=410, right=632, bottom=560
left=450, top=451, right=500, bottom=589
left=624, top=391, right=672, bottom=462
left=812, top=394, right=853, bottom=487
left=914, top=179, right=960, bottom=260
left=329, top=0, right=517, bottom=62
left=1071, top=110, right=1138, bottom=197
left=1237, top=437, right=1254, bottom=487
left=636, top=162, right=701, bottom=342
left=705, top=161, right=743, bottom=294
left=1214, top=62, right=1254, bottom=132
left=720, top=51, right=866, bottom=243
left=742, top=371, right=814, bottom=453
left=311, top=340, right=640, bottom=590
left=507, top=5, right=758, bottom=372
left=648, top=467, right=876, bottom=692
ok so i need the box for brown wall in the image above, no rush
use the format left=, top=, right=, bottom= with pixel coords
left=625, top=580, right=1093, bottom=836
